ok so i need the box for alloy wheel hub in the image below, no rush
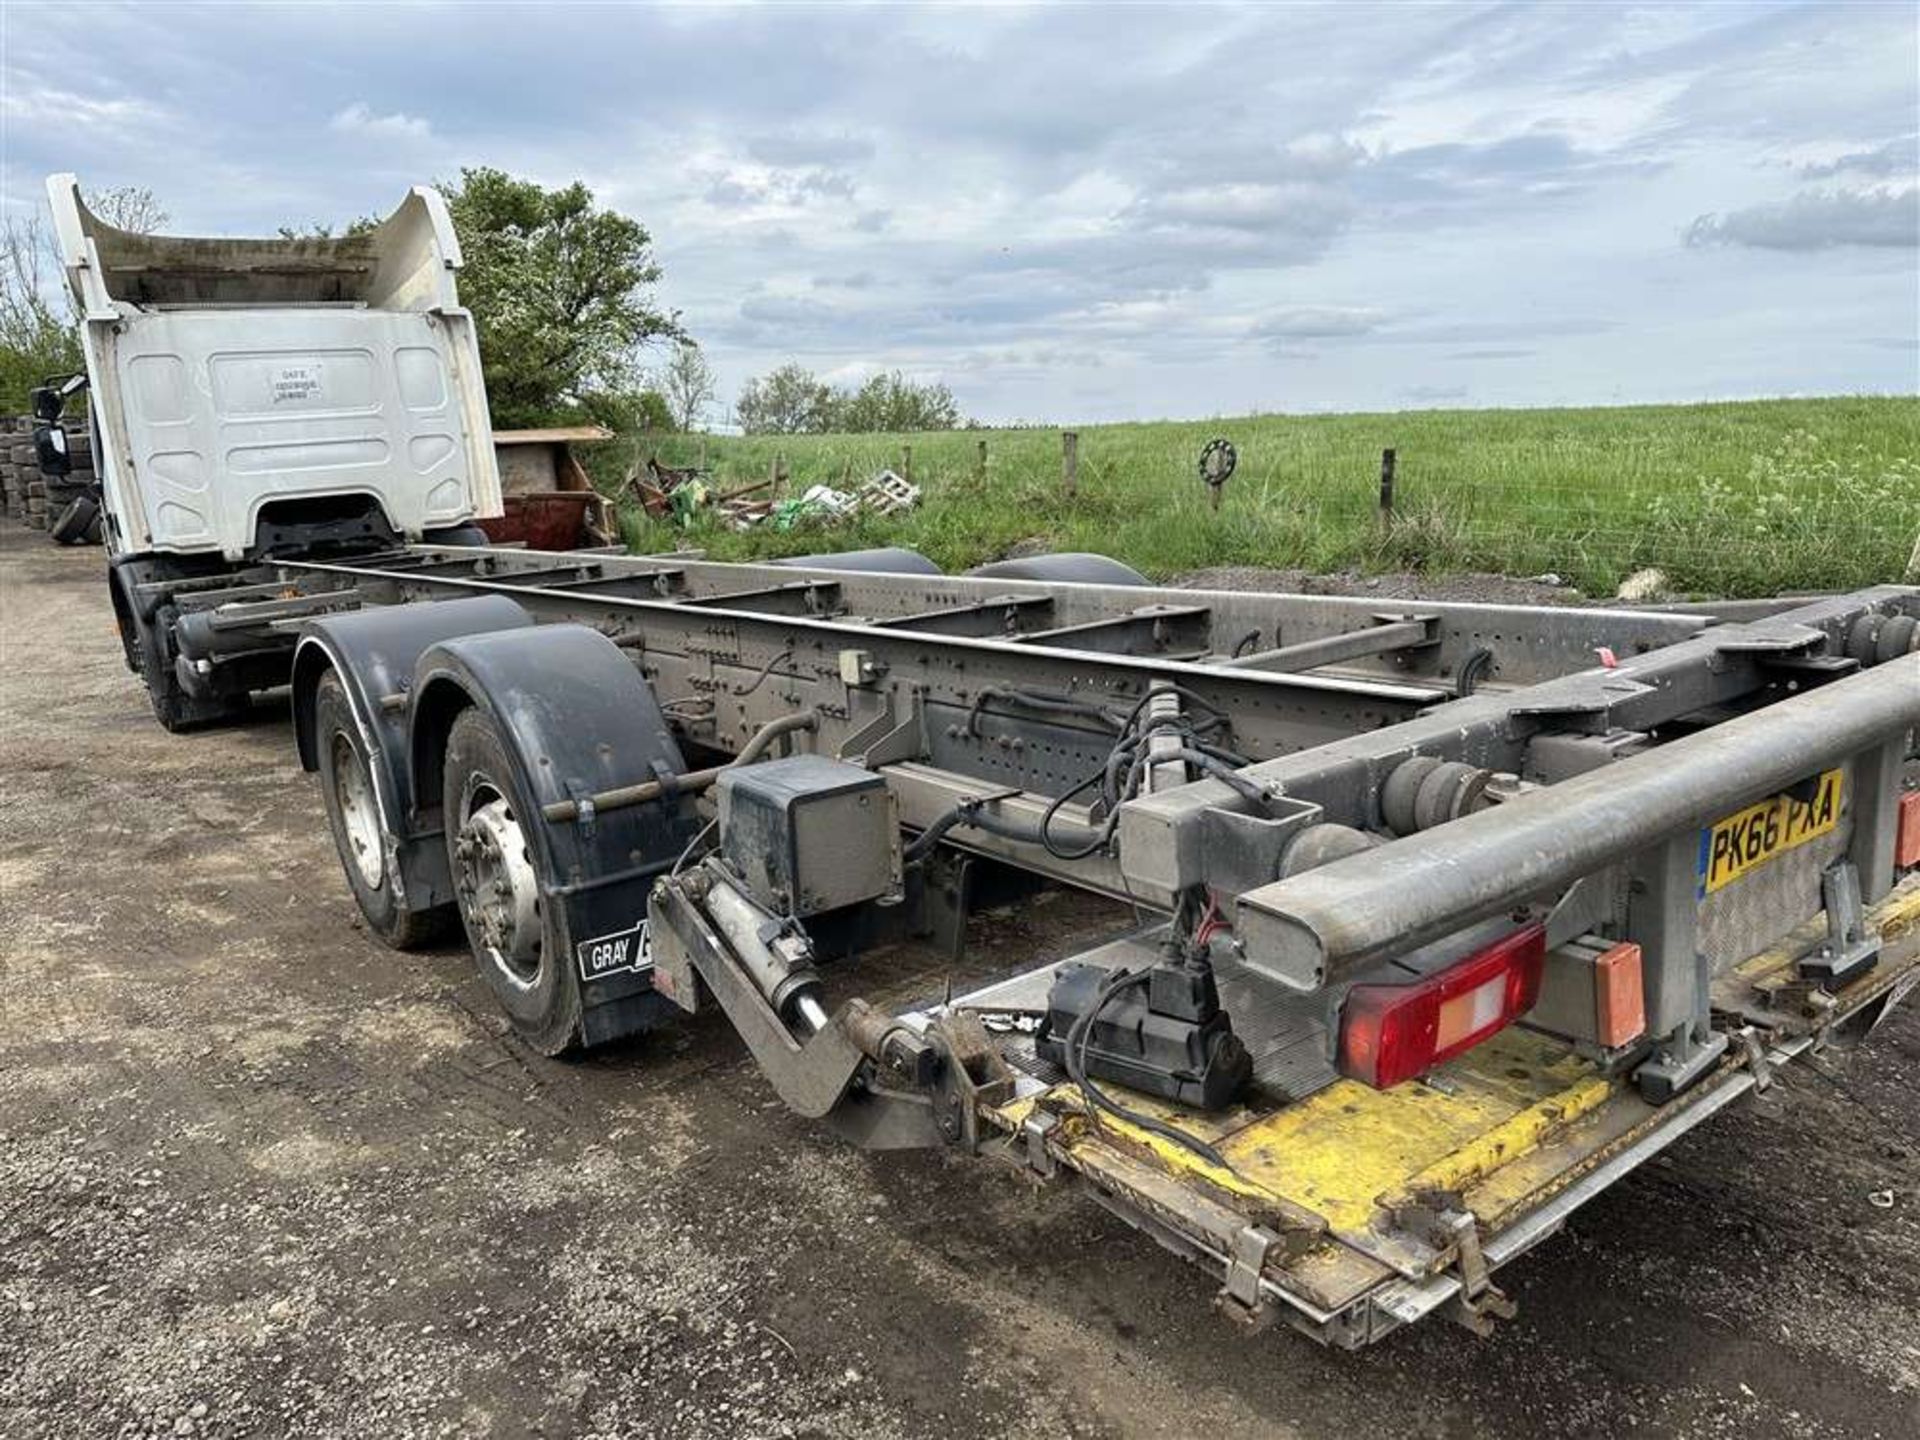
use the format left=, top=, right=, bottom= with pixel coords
left=454, top=795, right=542, bottom=984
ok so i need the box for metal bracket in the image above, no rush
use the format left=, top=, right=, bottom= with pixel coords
left=1215, top=1224, right=1281, bottom=1331
left=1799, top=861, right=1881, bottom=989
left=1734, top=1027, right=1774, bottom=1092
left=916, top=848, right=974, bottom=961
left=838, top=686, right=929, bottom=768
left=1634, top=1019, right=1730, bottom=1104
left=927, top=1010, right=1016, bottom=1151
left=1436, top=1210, right=1517, bottom=1337
left=651, top=878, right=875, bottom=1117
left=1019, top=1109, right=1060, bottom=1178
left=1545, top=869, right=1623, bottom=948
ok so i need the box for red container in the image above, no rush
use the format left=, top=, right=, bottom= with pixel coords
left=476, top=492, right=599, bottom=552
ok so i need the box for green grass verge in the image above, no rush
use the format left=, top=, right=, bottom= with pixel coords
left=606, top=396, right=1919, bottom=598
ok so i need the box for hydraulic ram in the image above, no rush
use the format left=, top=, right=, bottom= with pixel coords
left=1234, top=656, right=1920, bottom=991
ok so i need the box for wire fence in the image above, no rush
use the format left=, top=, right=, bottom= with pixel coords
left=626, top=400, right=1920, bottom=600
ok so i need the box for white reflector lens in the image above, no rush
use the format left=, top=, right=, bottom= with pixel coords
left=1436, top=974, right=1505, bottom=1050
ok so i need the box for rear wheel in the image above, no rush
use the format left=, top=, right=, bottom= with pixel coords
left=315, top=670, right=453, bottom=949
left=135, top=602, right=245, bottom=733
left=442, top=706, right=582, bottom=1055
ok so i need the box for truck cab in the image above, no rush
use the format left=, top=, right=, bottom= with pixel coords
left=45, top=174, right=502, bottom=725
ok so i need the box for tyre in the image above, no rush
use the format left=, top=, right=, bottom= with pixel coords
left=50, top=494, right=98, bottom=545
left=135, top=603, right=245, bottom=732
left=442, top=705, right=581, bottom=1055
left=314, top=670, right=452, bottom=950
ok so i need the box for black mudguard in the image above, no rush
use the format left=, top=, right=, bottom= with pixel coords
left=291, top=595, right=534, bottom=912
left=409, top=624, right=700, bottom=1045
left=965, top=552, right=1150, bottom=586
left=769, top=546, right=942, bottom=575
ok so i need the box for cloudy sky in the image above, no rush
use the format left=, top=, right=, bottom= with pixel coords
left=4, top=1, right=1916, bottom=423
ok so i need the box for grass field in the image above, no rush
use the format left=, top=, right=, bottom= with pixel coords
left=613, top=396, right=1919, bottom=598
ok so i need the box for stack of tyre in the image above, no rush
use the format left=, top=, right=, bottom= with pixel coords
left=3, top=415, right=52, bottom=530
left=0, top=417, right=23, bottom=521
left=45, top=423, right=104, bottom=544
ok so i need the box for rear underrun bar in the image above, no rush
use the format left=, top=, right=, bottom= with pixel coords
left=1235, top=656, right=1920, bottom=991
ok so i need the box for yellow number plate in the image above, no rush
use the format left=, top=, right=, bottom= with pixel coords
left=1698, top=768, right=1844, bottom=896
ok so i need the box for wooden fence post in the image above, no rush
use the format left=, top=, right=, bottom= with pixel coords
left=773, top=452, right=788, bottom=489
left=1062, top=431, right=1079, bottom=498
left=901, top=444, right=912, bottom=487
left=975, top=437, right=988, bottom=486
left=1378, top=447, right=1396, bottom=524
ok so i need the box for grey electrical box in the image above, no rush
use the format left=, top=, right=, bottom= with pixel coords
left=715, top=755, right=902, bottom=917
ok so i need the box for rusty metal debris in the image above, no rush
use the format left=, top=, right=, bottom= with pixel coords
left=629, top=457, right=921, bottom=531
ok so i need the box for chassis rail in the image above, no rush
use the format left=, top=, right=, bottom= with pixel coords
left=128, top=539, right=1920, bottom=1344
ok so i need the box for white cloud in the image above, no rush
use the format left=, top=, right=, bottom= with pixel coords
left=328, top=102, right=433, bottom=141
left=1249, top=306, right=1387, bottom=340
left=1686, top=187, right=1919, bottom=251
left=0, top=73, right=164, bottom=133
left=2, top=3, right=1913, bottom=420
left=1796, top=135, right=1919, bottom=181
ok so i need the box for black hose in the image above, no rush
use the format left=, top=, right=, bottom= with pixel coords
left=1038, top=761, right=1121, bottom=860
left=966, top=686, right=1126, bottom=738
left=1165, top=748, right=1271, bottom=807
left=902, top=804, right=976, bottom=863
left=731, top=648, right=795, bottom=697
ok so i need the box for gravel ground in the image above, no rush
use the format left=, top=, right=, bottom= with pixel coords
left=2, top=529, right=1917, bottom=1439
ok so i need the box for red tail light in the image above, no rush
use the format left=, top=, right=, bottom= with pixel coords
left=1338, top=923, right=1547, bottom=1089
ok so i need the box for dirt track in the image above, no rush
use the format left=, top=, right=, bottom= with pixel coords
left=2, top=528, right=1917, bottom=1440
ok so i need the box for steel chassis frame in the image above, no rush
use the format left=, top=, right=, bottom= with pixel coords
left=149, top=542, right=1920, bottom=1343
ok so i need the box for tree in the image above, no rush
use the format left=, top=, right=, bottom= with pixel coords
left=88, top=186, right=168, bottom=235
left=735, top=363, right=964, bottom=434
left=0, top=214, right=81, bottom=407
left=439, top=167, right=682, bottom=427
left=581, top=387, right=673, bottom=436
left=826, top=370, right=961, bottom=433
left=736, top=363, right=832, bottom=434
left=276, top=217, right=378, bottom=240
left=2, top=187, right=169, bottom=407
left=657, top=342, right=718, bottom=430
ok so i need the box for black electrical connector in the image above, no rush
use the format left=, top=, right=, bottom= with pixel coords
left=1035, top=954, right=1251, bottom=1113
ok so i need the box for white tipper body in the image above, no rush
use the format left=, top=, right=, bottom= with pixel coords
left=46, top=174, right=501, bottom=560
